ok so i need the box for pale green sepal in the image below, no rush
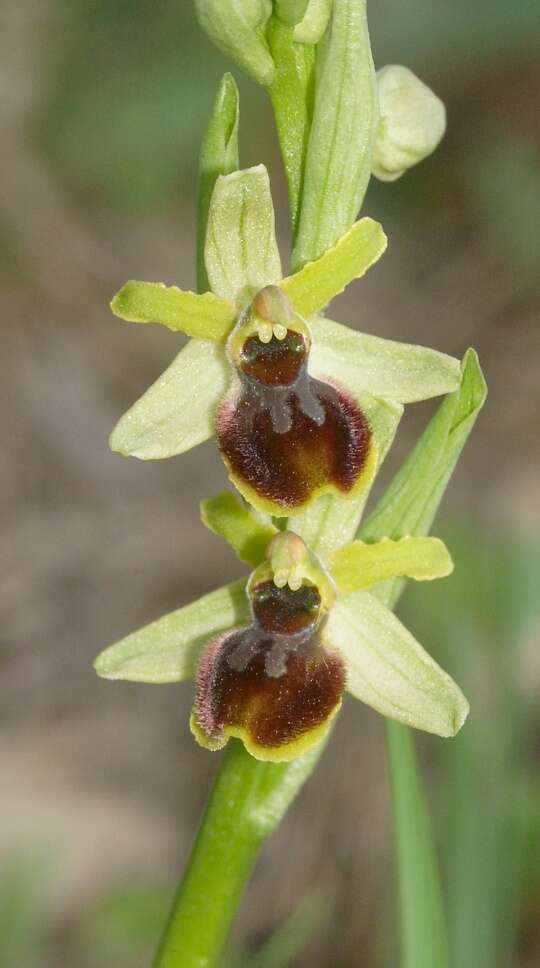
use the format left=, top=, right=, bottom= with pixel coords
left=194, top=1, right=275, bottom=87
left=361, top=349, right=487, bottom=608
left=275, top=0, right=310, bottom=25
left=330, top=537, right=453, bottom=595
left=111, top=282, right=236, bottom=341
left=201, top=491, right=277, bottom=566
left=309, top=317, right=461, bottom=402
left=292, top=0, right=379, bottom=268
left=290, top=393, right=403, bottom=559
left=197, top=73, right=240, bottom=293
left=293, top=0, right=332, bottom=44
left=94, top=580, right=248, bottom=683
left=205, top=166, right=282, bottom=306
left=109, top=339, right=228, bottom=459
left=281, top=219, right=387, bottom=318
left=327, top=591, right=469, bottom=737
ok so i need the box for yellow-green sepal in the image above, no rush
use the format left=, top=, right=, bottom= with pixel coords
left=197, top=73, right=240, bottom=293
left=201, top=491, right=277, bottom=566
left=111, top=282, right=236, bottom=341
left=327, top=590, right=469, bottom=737
left=109, top=338, right=228, bottom=459
left=205, top=165, right=282, bottom=306
left=94, top=581, right=249, bottom=683
left=280, top=218, right=387, bottom=318
left=329, top=537, right=453, bottom=595
left=309, top=317, right=461, bottom=403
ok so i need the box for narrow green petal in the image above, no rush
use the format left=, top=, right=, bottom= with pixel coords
left=201, top=491, right=277, bottom=566
left=109, top=339, right=228, bottom=459
left=361, top=349, right=487, bottom=607
left=289, top=393, right=403, bottom=560
left=330, top=537, right=453, bottom=594
left=111, top=282, right=236, bottom=340
left=327, top=591, right=469, bottom=737
left=292, top=0, right=379, bottom=268
left=205, top=165, right=282, bottom=305
left=94, top=581, right=249, bottom=683
left=197, top=73, right=240, bottom=293
left=194, top=0, right=275, bottom=87
left=281, top=218, right=387, bottom=317
left=309, top=317, right=461, bottom=402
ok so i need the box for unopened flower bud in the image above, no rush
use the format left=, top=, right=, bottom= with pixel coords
left=293, top=0, right=332, bottom=44
left=275, top=0, right=310, bottom=26
left=372, top=65, right=446, bottom=182
left=195, top=0, right=275, bottom=87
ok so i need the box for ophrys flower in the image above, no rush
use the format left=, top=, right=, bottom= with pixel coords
left=94, top=498, right=468, bottom=762
left=109, top=166, right=461, bottom=516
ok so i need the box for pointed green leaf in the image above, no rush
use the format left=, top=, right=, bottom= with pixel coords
left=327, top=591, right=469, bottom=736
left=289, top=393, right=403, bottom=560
left=109, top=339, right=228, bottom=459
left=294, top=0, right=332, bottom=44
left=194, top=0, right=275, bottom=87
left=281, top=219, right=387, bottom=317
left=361, top=349, right=487, bottom=608
left=205, top=166, right=282, bottom=305
left=276, top=0, right=310, bottom=24
left=94, top=581, right=249, bottom=683
left=198, top=73, right=240, bottom=293
left=309, top=317, right=461, bottom=402
left=201, top=491, right=277, bottom=566
left=111, top=282, right=236, bottom=340
left=330, top=537, right=453, bottom=594
left=293, top=0, right=379, bottom=268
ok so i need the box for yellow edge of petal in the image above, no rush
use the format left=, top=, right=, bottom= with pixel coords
left=220, top=438, right=378, bottom=518
left=190, top=704, right=341, bottom=762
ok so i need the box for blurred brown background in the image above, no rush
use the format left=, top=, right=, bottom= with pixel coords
left=2, top=2, right=539, bottom=966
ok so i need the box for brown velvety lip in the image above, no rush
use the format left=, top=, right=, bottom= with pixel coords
left=218, top=372, right=372, bottom=511
left=195, top=626, right=346, bottom=752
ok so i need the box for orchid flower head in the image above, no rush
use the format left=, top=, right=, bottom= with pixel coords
left=95, top=495, right=468, bottom=763
left=109, top=166, right=461, bottom=517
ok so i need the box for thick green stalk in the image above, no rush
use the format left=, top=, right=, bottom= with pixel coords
left=154, top=738, right=326, bottom=968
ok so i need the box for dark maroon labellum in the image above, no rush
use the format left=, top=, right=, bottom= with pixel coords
left=219, top=330, right=372, bottom=512
left=194, top=581, right=346, bottom=754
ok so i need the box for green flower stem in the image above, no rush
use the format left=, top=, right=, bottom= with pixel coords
left=154, top=738, right=327, bottom=968
left=267, top=17, right=315, bottom=232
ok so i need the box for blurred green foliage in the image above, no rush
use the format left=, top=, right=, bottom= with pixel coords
left=403, top=520, right=540, bottom=968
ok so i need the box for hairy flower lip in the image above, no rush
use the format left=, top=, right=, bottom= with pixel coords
left=108, top=168, right=460, bottom=518
left=95, top=524, right=468, bottom=761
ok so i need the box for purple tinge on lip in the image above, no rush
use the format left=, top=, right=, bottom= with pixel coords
left=193, top=581, right=346, bottom=757
left=217, top=330, right=372, bottom=513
